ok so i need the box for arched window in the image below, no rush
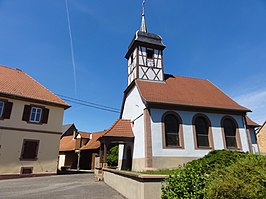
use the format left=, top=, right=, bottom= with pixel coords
left=223, top=118, right=237, bottom=149
left=195, top=116, right=210, bottom=148
left=162, top=113, right=183, bottom=148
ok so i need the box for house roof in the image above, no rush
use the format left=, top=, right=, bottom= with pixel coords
left=102, top=119, right=134, bottom=138
left=62, top=124, right=74, bottom=134
left=246, top=116, right=260, bottom=127
left=79, top=131, right=91, bottom=139
left=0, top=65, right=69, bottom=108
left=59, top=136, right=76, bottom=152
left=80, top=131, right=107, bottom=150
left=135, top=75, right=250, bottom=112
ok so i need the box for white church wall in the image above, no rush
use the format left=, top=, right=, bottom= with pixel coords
left=249, top=128, right=259, bottom=153
left=121, top=86, right=146, bottom=160
left=150, top=109, right=250, bottom=157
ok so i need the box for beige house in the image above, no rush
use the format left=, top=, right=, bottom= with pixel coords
left=257, top=121, right=266, bottom=154
left=58, top=123, right=106, bottom=171
left=0, top=65, right=69, bottom=178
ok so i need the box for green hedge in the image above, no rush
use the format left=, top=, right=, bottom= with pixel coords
left=161, top=150, right=266, bottom=199
left=205, top=154, right=266, bottom=199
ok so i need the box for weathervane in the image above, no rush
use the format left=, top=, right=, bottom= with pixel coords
left=142, top=0, right=145, bottom=16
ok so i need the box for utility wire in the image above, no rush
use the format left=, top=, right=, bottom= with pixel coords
left=58, top=94, right=120, bottom=113
left=58, top=94, right=120, bottom=111
left=63, top=99, right=120, bottom=113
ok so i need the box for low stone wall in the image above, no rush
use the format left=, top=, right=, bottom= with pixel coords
left=103, top=168, right=166, bottom=199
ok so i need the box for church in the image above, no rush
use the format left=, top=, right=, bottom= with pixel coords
left=99, top=5, right=259, bottom=171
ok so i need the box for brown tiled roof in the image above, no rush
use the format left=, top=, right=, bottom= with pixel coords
left=59, top=136, right=76, bottom=152
left=135, top=76, right=250, bottom=112
left=80, top=131, right=107, bottom=150
left=0, top=65, right=69, bottom=108
left=246, top=116, right=260, bottom=127
left=79, top=132, right=91, bottom=139
left=103, top=119, right=134, bottom=137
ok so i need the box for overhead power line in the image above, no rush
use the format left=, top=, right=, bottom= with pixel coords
left=58, top=94, right=120, bottom=114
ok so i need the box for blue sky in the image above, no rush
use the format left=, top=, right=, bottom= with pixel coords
left=0, top=0, right=265, bottom=132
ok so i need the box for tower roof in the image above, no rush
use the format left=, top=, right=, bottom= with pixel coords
left=140, top=0, right=147, bottom=32
left=125, top=1, right=165, bottom=58
left=125, top=31, right=165, bottom=58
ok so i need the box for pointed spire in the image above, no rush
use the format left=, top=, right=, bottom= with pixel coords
left=140, top=0, right=147, bottom=32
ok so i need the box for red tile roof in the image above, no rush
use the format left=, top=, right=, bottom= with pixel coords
left=59, top=136, right=76, bottom=152
left=80, top=120, right=134, bottom=150
left=0, top=65, right=69, bottom=108
left=79, top=132, right=91, bottom=139
left=80, top=131, right=107, bottom=150
left=246, top=116, right=260, bottom=127
left=103, top=119, right=134, bottom=137
left=136, top=76, right=250, bottom=112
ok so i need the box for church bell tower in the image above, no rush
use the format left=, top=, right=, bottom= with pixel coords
left=125, top=1, right=166, bottom=86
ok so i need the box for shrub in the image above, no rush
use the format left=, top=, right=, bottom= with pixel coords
left=161, top=150, right=247, bottom=199
left=107, top=145, right=118, bottom=167
left=205, top=154, right=266, bottom=199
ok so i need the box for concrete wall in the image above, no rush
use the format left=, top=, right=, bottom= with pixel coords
left=103, top=169, right=165, bottom=199
left=0, top=97, right=64, bottom=175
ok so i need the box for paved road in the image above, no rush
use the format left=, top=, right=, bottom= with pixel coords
left=0, top=174, right=126, bottom=199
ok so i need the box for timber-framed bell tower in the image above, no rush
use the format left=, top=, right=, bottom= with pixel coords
left=125, top=0, right=166, bottom=86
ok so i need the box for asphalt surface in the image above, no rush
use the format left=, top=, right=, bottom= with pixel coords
left=0, top=174, right=126, bottom=199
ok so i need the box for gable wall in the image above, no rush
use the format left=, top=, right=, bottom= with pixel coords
left=120, top=86, right=146, bottom=169
left=258, top=124, right=266, bottom=154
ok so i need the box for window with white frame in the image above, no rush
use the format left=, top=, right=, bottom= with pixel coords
left=0, top=101, right=4, bottom=117
left=30, top=107, right=42, bottom=123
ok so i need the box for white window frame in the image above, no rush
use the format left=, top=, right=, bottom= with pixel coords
left=29, top=107, right=42, bottom=123
left=0, top=101, right=4, bottom=117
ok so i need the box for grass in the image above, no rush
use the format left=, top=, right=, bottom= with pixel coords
left=140, top=169, right=179, bottom=175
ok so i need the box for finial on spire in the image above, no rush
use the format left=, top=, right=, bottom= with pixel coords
left=140, top=0, right=147, bottom=32
left=142, top=0, right=145, bottom=16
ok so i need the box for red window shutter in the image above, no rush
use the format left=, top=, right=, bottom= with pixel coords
left=41, top=108, right=49, bottom=124
left=22, top=105, right=31, bottom=121
left=2, top=102, right=13, bottom=119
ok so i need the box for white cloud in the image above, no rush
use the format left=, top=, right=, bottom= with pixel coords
left=234, top=89, right=266, bottom=125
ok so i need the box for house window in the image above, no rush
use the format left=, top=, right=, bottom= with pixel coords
left=20, top=139, right=40, bottom=160
left=223, top=118, right=237, bottom=149
left=146, top=49, right=154, bottom=59
left=0, top=100, right=13, bottom=120
left=21, top=167, right=33, bottom=175
left=130, top=54, right=134, bottom=64
left=22, top=105, right=49, bottom=124
left=0, top=101, right=4, bottom=117
left=30, top=107, right=42, bottom=123
left=194, top=116, right=212, bottom=148
left=162, top=113, right=183, bottom=148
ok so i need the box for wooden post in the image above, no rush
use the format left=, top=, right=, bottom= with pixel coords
left=103, top=143, right=107, bottom=163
